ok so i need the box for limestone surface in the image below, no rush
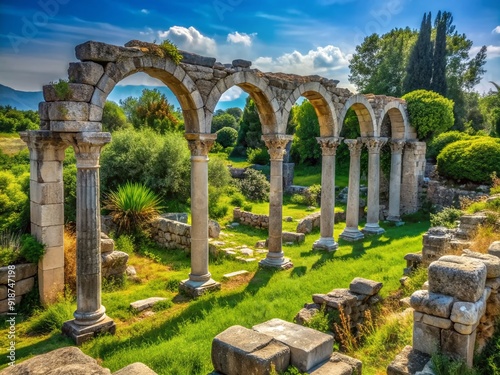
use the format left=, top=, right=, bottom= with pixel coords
left=349, top=277, right=383, bottom=296
left=252, top=318, right=334, bottom=372
left=489, top=241, right=500, bottom=258
left=386, top=345, right=430, bottom=375
left=428, top=255, right=486, bottom=302
left=410, top=290, right=454, bottom=318
left=462, top=249, right=500, bottom=278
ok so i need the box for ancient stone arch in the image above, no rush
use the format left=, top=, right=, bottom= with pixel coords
left=21, top=40, right=426, bottom=344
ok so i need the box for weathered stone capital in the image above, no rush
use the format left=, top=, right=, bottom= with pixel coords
left=61, top=132, right=111, bottom=168
left=262, top=134, right=293, bottom=161
left=362, top=137, right=388, bottom=154
left=20, top=130, right=68, bottom=161
left=344, top=138, right=364, bottom=156
left=404, top=141, right=420, bottom=155
left=390, top=139, right=406, bottom=154
left=185, top=133, right=217, bottom=157
left=316, top=137, right=343, bottom=156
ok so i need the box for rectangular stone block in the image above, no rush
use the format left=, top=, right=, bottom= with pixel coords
left=422, top=313, right=452, bottom=329
left=212, top=325, right=290, bottom=375
left=349, top=277, right=383, bottom=296
left=50, top=120, right=102, bottom=132
left=39, top=246, right=64, bottom=271
left=30, top=160, right=63, bottom=183
left=387, top=345, right=430, bottom=375
left=253, top=318, right=333, bottom=372
left=14, top=276, right=35, bottom=296
left=38, top=266, right=64, bottom=305
left=31, top=224, right=64, bottom=248
left=0, top=263, right=37, bottom=283
left=428, top=255, right=486, bottom=302
left=441, top=329, right=476, bottom=367
left=410, top=290, right=453, bottom=318
left=47, top=102, right=89, bottom=121
left=30, top=202, right=64, bottom=227
left=30, top=181, right=64, bottom=205
left=412, top=321, right=440, bottom=355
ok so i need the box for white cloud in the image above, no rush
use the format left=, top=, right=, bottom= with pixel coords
left=254, top=45, right=350, bottom=75
left=141, top=9, right=150, bottom=14
left=220, top=86, right=244, bottom=102
left=471, top=45, right=500, bottom=59
left=492, top=26, right=500, bottom=34
left=227, top=32, right=256, bottom=47
left=158, top=26, right=216, bottom=55
left=139, top=27, right=154, bottom=36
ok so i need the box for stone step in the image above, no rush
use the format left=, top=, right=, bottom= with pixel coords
left=130, top=297, right=167, bottom=312
left=252, top=318, right=334, bottom=372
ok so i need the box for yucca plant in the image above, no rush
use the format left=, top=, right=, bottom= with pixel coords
left=104, top=182, right=163, bottom=235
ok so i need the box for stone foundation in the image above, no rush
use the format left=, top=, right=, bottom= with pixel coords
left=426, top=180, right=489, bottom=211
left=296, top=211, right=347, bottom=235
left=233, top=207, right=269, bottom=229
left=0, top=263, right=37, bottom=313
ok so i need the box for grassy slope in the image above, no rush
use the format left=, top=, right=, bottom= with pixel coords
left=1, top=221, right=428, bottom=374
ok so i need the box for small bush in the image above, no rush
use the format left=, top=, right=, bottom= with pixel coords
left=247, top=147, right=270, bottom=165
left=430, top=207, right=462, bottom=228
left=28, top=295, right=75, bottom=335
left=20, top=234, right=45, bottom=263
left=104, top=182, right=163, bottom=235
left=159, top=39, right=182, bottom=64
left=431, top=352, right=478, bottom=375
left=290, top=194, right=306, bottom=205
left=235, top=168, right=270, bottom=202
left=215, top=127, right=238, bottom=148
left=51, top=79, right=71, bottom=100
left=437, top=137, right=500, bottom=183
left=230, top=192, right=246, bottom=207
left=427, top=131, right=472, bottom=160
left=0, top=231, right=21, bottom=267
left=115, top=235, right=135, bottom=254
left=304, top=184, right=322, bottom=207
left=301, top=307, right=330, bottom=333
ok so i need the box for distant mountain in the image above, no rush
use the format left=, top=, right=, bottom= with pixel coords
left=0, top=84, right=246, bottom=111
left=0, top=84, right=43, bottom=111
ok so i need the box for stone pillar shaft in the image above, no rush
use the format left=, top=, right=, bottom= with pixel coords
left=260, top=134, right=293, bottom=269
left=180, top=133, right=220, bottom=297
left=340, top=139, right=364, bottom=241
left=387, top=140, right=405, bottom=221
left=20, top=131, right=67, bottom=305
left=362, top=137, right=387, bottom=235
left=313, top=137, right=342, bottom=251
left=62, top=132, right=111, bottom=325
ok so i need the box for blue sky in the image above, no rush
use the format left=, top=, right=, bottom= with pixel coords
left=0, top=0, right=499, bottom=108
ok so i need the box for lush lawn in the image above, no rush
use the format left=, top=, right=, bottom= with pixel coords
left=0, top=220, right=429, bottom=374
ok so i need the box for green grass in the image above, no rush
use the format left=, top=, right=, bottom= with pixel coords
left=0, top=219, right=429, bottom=374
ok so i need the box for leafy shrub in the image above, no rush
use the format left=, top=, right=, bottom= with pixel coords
left=20, top=234, right=45, bottom=263
left=0, top=231, right=21, bottom=267
left=427, top=131, right=472, bottom=160
left=431, top=352, right=477, bottom=375
left=235, top=168, right=270, bottom=202
left=304, top=184, right=322, bottom=207
left=430, top=207, right=462, bottom=228
left=159, top=40, right=183, bottom=64
left=247, top=147, right=270, bottom=165
left=290, top=194, right=306, bottom=205
left=215, top=127, right=238, bottom=148
left=101, top=129, right=191, bottom=202
left=208, top=156, right=231, bottom=189
left=0, top=170, right=30, bottom=232
left=51, top=79, right=71, bottom=100
left=437, top=137, right=500, bottom=183
left=230, top=192, right=246, bottom=207
left=115, top=235, right=135, bottom=254
left=104, top=182, right=163, bottom=235
left=402, top=89, right=454, bottom=140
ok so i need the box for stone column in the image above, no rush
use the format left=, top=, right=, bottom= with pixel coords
left=387, top=140, right=405, bottom=222
left=260, top=134, right=293, bottom=270
left=61, top=132, right=115, bottom=345
left=20, top=130, right=67, bottom=305
left=362, top=137, right=388, bottom=235
left=401, top=141, right=427, bottom=215
left=179, top=133, right=221, bottom=297
left=313, top=137, right=342, bottom=251
left=340, top=138, right=365, bottom=241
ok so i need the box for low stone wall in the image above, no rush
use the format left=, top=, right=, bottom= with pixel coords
left=295, top=277, right=382, bottom=341
left=233, top=208, right=269, bottom=229
left=296, top=211, right=347, bottom=234
left=426, top=180, right=489, bottom=210
left=409, top=251, right=500, bottom=366
left=0, top=263, right=37, bottom=313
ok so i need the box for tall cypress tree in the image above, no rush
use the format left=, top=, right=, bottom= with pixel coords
left=431, top=11, right=448, bottom=96
left=404, top=12, right=433, bottom=93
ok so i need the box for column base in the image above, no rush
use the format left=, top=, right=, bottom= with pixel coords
left=62, top=315, right=115, bottom=346
left=312, top=237, right=338, bottom=252
left=339, top=228, right=365, bottom=242
left=259, top=257, right=293, bottom=270
left=362, top=224, right=385, bottom=235
left=386, top=215, right=401, bottom=222
left=179, top=278, right=221, bottom=298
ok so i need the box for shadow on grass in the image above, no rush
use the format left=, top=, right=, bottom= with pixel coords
left=290, top=266, right=307, bottom=278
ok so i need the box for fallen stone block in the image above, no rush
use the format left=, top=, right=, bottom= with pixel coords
left=212, top=325, right=290, bottom=375
left=309, top=360, right=352, bottom=375
left=282, top=232, right=305, bottom=244
left=387, top=345, right=430, bottom=375
left=113, top=362, right=157, bottom=374
left=223, top=270, right=249, bottom=279
left=349, top=277, right=383, bottom=296
left=489, top=241, right=500, bottom=258
left=410, top=290, right=454, bottom=318
left=428, top=255, right=486, bottom=302
left=130, top=297, right=167, bottom=312
left=253, top=318, right=333, bottom=372
left=462, top=249, right=500, bottom=278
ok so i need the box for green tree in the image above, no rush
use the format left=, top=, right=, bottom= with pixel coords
left=479, top=82, right=500, bottom=136
left=102, top=101, right=129, bottom=132
left=211, top=112, right=238, bottom=133
left=402, top=89, right=454, bottom=140
left=226, top=107, right=243, bottom=122
left=0, top=106, right=39, bottom=133
left=238, top=97, right=263, bottom=149
left=290, top=101, right=321, bottom=164
left=120, top=89, right=182, bottom=134
left=404, top=12, right=433, bottom=93
left=431, top=11, right=448, bottom=96
left=215, top=127, right=238, bottom=148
